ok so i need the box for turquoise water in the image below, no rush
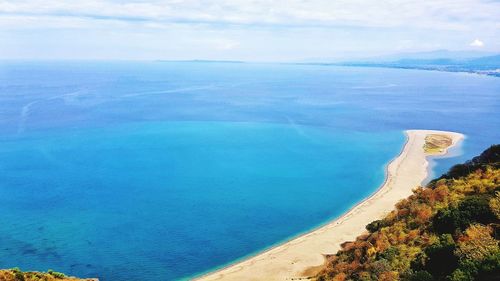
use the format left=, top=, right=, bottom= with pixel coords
left=0, top=62, right=499, bottom=280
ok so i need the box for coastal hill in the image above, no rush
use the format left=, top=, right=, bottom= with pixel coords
left=316, top=145, right=500, bottom=281
left=0, top=268, right=97, bottom=281
left=299, top=50, right=500, bottom=77
left=336, top=54, right=500, bottom=77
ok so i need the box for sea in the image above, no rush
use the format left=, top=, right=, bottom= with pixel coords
left=0, top=61, right=498, bottom=280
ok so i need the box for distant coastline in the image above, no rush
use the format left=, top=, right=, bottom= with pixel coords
left=290, top=54, right=500, bottom=78
left=158, top=58, right=500, bottom=77
left=336, top=64, right=500, bottom=78
left=195, top=130, right=464, bottom=281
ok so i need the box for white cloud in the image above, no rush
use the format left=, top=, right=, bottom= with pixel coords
left=470, top=39, right=484, bottom=47
left=0, top=0, right=499, bottom=31
left=1, top=1, right=499, bottom=60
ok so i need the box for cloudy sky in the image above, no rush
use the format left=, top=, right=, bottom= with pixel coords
left=1, top=0, right=499, bottom=61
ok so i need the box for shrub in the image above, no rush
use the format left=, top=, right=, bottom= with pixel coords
left=455, top=224, right=498, bottom=261
left=11, top=268, right=24, bottom=281
left=423, top=234, right=458, bottom=278
left=489, top=191, right=500, bottom=219
left=48, top=269, right=66, bottom=279
left=474, top=251, right=500, bottom=281
left=433, top=196, right=496, bottom=234
left=378, top=246, right=399, bottom=261
left=448, top=269, right=472, bottom=281
left=366, top=220, right=385, bottom=233
left=407, top=270, right=434, bottom=281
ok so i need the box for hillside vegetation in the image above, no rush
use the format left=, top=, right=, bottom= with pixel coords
left=317, top=145, right=500, bottom=281
left=0, top=268, right=96, bottom=281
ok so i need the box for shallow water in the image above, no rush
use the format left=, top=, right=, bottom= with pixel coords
left=0, top=62, right=498, bottom=280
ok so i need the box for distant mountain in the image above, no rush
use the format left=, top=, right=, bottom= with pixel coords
left=466, top=55, right=500, bottom=68
left=301, top=50, right=497, bottom=64
left=376, top=54, right=500, bottom=69
left=328, top=51, right=500, bottom=77
left=372, top=49, right=497, bottom=62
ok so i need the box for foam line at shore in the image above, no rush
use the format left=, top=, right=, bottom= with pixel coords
left=195, top=130, right=464, bottom=281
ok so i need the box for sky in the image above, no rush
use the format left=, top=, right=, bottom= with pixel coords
left=0, top=0, right=499, bottom=61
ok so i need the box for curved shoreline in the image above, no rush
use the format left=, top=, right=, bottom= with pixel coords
left=195, top=130, right=464, bottom=281
left=192, top=132, right=411, bottom=280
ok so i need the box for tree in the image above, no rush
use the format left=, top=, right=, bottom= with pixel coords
left=455, top=224, right=498, bottom=261
left=407, top=270, right=434, bottom=281
left=448, top=269, right=472, bottom=281
left=423, top=234, right=458, bottom=278
left=489, top=191, right=500, bottom=220
left=433, top=196, right=496, bottom=234
left=366, top=220, right=385, bottom=233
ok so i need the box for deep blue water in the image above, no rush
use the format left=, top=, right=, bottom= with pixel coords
left=0, top=61, right=498, bottom=280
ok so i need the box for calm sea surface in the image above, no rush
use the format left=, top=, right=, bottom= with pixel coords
left=0, top=62, right=498, bottom=280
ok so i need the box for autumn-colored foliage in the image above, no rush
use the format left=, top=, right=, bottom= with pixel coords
left=317, top=145, right=500, bottom=281
left=490, top=191, right=500, bottom=219
left=0, top=268, right=96, bottom=281
left=455, top=224, right=498, bottom=261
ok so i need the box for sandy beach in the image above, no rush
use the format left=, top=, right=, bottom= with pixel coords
left=195, top=129, right=464, bottom=281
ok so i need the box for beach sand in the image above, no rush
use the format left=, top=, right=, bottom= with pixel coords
left=195, top=130, right=464, bottom=281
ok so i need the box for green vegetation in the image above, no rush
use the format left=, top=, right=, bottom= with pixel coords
left=47, top=270, right=66, bottom=279
left=423, top=134, right=452, bottom=154
left=0, top=268, right=95, bottom=281
left=317, top=145, right=500, bottom=281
